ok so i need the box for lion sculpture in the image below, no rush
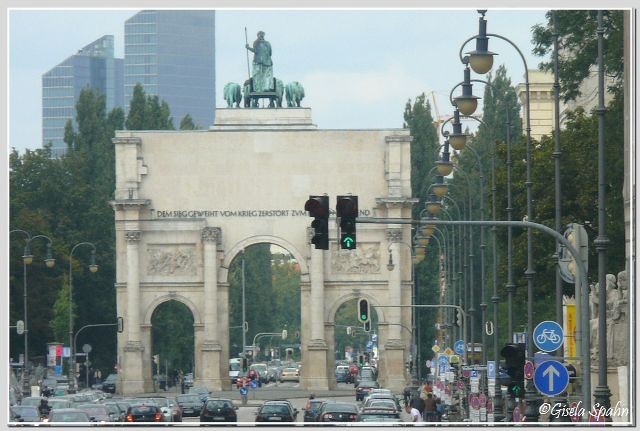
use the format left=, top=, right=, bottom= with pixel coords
left=223, top=82, right=242, bottom=108
left=285, top=81, right=305, bottom=107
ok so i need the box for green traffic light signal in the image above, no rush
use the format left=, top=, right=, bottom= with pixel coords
left=337, top=195, right=358, bottom=250
left=357, top=298, right=370, bottom=323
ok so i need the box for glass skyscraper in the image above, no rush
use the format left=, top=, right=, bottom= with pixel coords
left=42, top=35, right=124, bottom=157
left=124, top=10, right=216, bottom=128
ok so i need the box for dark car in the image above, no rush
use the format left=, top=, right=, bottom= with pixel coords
left=357, top=407, right=402, bottom=422
left=303, top=399, right=327, bottom=422
left=317, top=401, right=359, bottom=422
left=188, top=386, right=210, bottom=402
left=47, top=408, right=93, bottom=423
left=125, top=403, right=163, bottom=422
left=10, top=406, right=40, bottom=423
left=77, top=403, right=111, bottom=423
left=355, top=379, right=380, bottom=401
left=335, top=369, right=348, bottom=383
left=101, top=373, right=117, bottom=393
left=255, top=400, right=297, bottom=422
left=200, top=398, right=237, bottom=422
left=176, top=394, right=203, bottom=417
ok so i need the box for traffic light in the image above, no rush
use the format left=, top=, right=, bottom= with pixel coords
left=501, top=343, right=525, bottom=397
left=241, top=358, right=248, bottom=373
left=363, top=321, right=371, bottom=332
left=357, top=298, right=370, bottom=323
left=153, top=354, right=159, bottom=364
left=337, top=195, right=358, bottom=250
left=305, top=195, right=329, bottom=250
left=456, top=309, right=463, bottom=327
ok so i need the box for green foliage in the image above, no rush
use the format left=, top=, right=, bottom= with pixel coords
left=532, top=10, right=624, bottom=102
left=151, top=301, right=194, bottom=373
left=334, top=299, right=378, bottom=361
left=50, top=282, right=72, bottom=343
left=179, top=114, right=199, bottom=130
left=125, top=83, right=175, bottom=130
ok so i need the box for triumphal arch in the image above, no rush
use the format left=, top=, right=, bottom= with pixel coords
left=111, top=108, right=415, bottom=394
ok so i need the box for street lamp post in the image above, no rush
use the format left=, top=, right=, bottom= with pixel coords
left=68, top=242, right=98, bottom=388
left=10, top=230, right=55, bottom=395
left=460, top=10, right=537, bottom=421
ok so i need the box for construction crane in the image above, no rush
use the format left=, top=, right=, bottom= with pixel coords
left=429, top=91, right=452, bottom=142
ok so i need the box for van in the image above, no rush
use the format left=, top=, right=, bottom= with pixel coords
left=229, top=358, right=241, bottom=384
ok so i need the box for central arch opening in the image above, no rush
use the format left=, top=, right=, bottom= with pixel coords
left=227, top=242, right=301, bottom=386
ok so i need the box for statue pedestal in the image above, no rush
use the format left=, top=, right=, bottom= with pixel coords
left=304, top=339, right=330, bottom=390
left=121, top=341, right=148, bottom=395
left=198, top=341, right=225, bottom=391
left=211, top=108, right=316, bottom=130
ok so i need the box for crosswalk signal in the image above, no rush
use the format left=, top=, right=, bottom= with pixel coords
left=305, top=195, right=329, bottom=250
left=337, top=195, right=358, bottom=250
left=358, top=298, right=370, bottom=323
left=456, top=309, right=463, bottom=327
left=501, top=343, right=525, bottom=397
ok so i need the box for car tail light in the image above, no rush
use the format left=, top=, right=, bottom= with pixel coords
left=154, top=412, right=162, bottom=421
left=349, top=414, right=357, bottom=421
left=126, top=414, right=133, bottom=422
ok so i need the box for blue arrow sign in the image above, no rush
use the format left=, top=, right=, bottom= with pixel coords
left=438, top=355, right=449, bottom=366
left=487, top=361, right=496, bottom=379
left=533, top=359, right=569, bottom=396
left=454, top=340, right=465, bottom=355
left=533, top=320, right=564, bottom=352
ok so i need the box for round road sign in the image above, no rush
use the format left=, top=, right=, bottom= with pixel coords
left=82, top=344, right=92, bottom=353
left=524, top=360, right=535, bottom=379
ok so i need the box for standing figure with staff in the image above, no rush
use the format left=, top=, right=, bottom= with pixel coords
left=245, top=30, right=273, bottom=92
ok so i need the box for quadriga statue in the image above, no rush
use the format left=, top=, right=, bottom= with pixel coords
left=223, top=82, right=242, bottom=108
left=285, top=81, right=305, bottom=107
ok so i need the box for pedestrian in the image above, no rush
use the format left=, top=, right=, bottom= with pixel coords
left=403, top=385, right=411, bottom=407
left=405, top=404, right=422, bottom=423
left=423, top=392, right=437, bottom=422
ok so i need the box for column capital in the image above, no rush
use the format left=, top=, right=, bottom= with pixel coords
left=125, top=230, right=142, bottom=242
left=386, top=228, right=403, bottom=243
left=201, top=227, right=222, bottom=245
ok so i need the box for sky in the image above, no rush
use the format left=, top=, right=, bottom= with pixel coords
left=7, top=8, right=552, bottom=154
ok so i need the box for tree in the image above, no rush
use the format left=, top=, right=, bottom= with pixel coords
left=532, top=10, right=624, bottom=101
left=179, top=114, right=198, bottom=130
left=126, top=83, right=175, bottom=130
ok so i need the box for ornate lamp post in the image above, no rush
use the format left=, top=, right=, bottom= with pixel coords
left=68, top=242, right=98, bottom=387
left=10, top=230, right=55, bottom=394
left=460, top=9, right=537, bottom=421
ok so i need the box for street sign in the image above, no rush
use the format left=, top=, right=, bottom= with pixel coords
left=438, top=355, right=449, bottom=367
left=470, top=394, right=480, bottom=410
left=533, top=320, right=564, bottom=352
left=478, top=393, right=487, bottom=407
left=251, top=380, right=258, bottom=388
left=457, top=380, right=464, bottom=390
left=366, top=341, right=373, bottom=348
left=487, top=361, right=496, bottom=379
left=432, top=345, right=440, bottom=353
left=533, top=359, right=569, bottom=396
left=371, top=333, right=377, bottom=342
left=487, top=399, right=494, bottom=414
left=444, top=347, right=453, bottom=356
left=454, top=339, right=465, bottom=355
left=82, top=344, right=92, bottom=353
left=524, top=360, right=535, bottom=379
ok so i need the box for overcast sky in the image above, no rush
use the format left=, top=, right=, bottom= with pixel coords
left=8, top=9, right=550, bottom=154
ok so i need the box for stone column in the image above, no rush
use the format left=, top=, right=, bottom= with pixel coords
left=200, top=227, right=223, bottom=390
left=384, top=228, right=406, bottom=393
left=305, top=227, right=329, bottom=389
left=122, top=230, right=145, bottom=395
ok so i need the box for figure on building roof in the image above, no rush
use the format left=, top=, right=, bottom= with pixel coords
left=246, top=31, right=273, bottom=92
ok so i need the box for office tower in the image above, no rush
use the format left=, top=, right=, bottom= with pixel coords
left=42, top=35, right=124, bottom=157
left=124, top=10, right=216, bottom=128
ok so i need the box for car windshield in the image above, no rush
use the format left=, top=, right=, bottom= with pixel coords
left=11, top=406, right=39, bottom=420
left=177, top=394, right=201, bottom=403
left=230, top=363, right=241, bottom=371
left=206, top=400, right=233, bottom=409
left=131, top=405, right=157, bottom=414
left=150, top=398, right=169, bottom=407
left=104, top=374, right=117, bottom=382
left=324, top=403, right=358, bottom=413
left=261, top=404, right=289, bottom=414
left=50, top=411, right=89, bottom=422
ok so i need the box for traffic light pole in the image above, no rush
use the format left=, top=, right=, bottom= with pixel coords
left=357, top=217, right=591, bottom=419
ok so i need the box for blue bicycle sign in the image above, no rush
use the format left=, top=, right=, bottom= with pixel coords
left=533, top=321, right=564, bottom=352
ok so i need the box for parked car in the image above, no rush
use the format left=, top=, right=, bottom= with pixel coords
left=47, top=408, right=93, bottom=423
left=102, top=401, right=126, bottom=422
left=357, top=407, right=402, bottom=422
left=279, top=367, right=300, bottom=382
left=317, top=401, right=359, bottom=422
left=10, top=406, right=40, bottom=422
left=303, top=399, right=327, bottom=422
left=19, top=396, right=44, bottom=407
left=200, top=398, right=237, bottom=422
left=255, top=400, right=297, bottom=422
left=125, top=403, right=163, bottom=422
left=101, top=373, right=117, bottom=393
left=176, top=394, right=204, bottom=417
left=355, top=379, right=380, bottom=401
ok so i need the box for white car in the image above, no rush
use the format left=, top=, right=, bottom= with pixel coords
left=279, top=367, right=300, bottom=382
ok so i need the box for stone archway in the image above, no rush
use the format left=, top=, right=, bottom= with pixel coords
left=112, top=109, right=414, bottom=394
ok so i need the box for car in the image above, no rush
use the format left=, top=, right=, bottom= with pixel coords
left=255, top=400, right=297, bottom=422
left=249, top=363, right=268, bottom=383
left=102, top=401, right=126, bottom=422
left=317, top=401, right=359, bottom=422
left=303, top=399, right=327, bottom=422
left=176, top=393, right=203, bottom=417
left=266, top=366, right=281, bottom=383
left=10, top=405, right=40, bottom=422
left=125, top=403, right=163, bottom=422
left=101, top=373, right=117, bottom=393
left=47, top=408, right=93, bottom=423
left=183, top=373, right=194, bottom=389
left=363, top=398, right=399, bottom=412
left=146, top=396, right=175, bottom=422
left=200, top=398, right=237, bottom=422
left=77, top=403, right=111, bottom=423
left=357, top=407, right=402, bottom=422
left=229, top=358, right=242, bottom=384
left=355, top=379, right=380, bottom=401
left=47, top=398, right=73, bottom=410
left=19, top=396, right=44, bottom=407
left=188, top=386, right=210, bottom=402
left=279, top=367, right=300, bottom=382
left=336, top=368, right=348, bottom=383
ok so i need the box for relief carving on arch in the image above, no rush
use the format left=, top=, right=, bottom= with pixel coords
left=147, top=245, right=197, bottom=276
left=330, top=243, right=380, bottom=274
